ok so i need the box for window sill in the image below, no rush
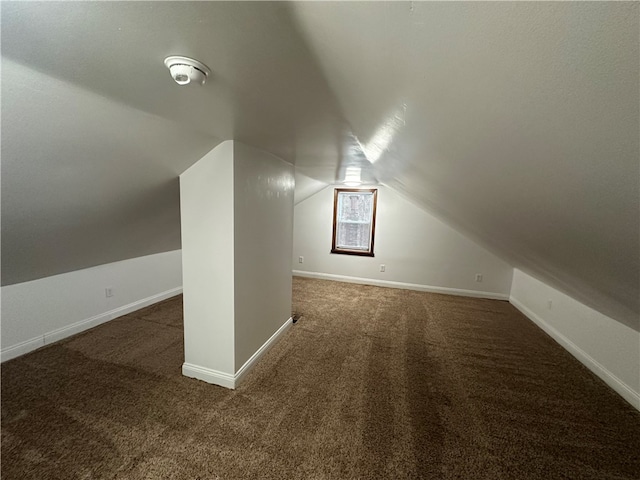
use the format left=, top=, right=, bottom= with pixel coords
left=330, top=249, right=375, bottom=257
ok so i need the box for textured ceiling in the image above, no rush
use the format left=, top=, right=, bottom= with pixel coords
left=1, top=2, right=638, bottom=327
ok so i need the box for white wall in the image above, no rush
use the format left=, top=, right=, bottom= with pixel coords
left=293, top=185, right=513, bottom=299
left=510, top=269, right=640, bottom=410
left=180, top=141, right=236, bottom=376
left=180, top=140, right=294, bottom=388
left=233, top=143, right=294, bottom=369
left=1, top=250, right=183, bottom=362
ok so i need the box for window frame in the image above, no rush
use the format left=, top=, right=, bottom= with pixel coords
left=331, top=188, right=378, bottom=257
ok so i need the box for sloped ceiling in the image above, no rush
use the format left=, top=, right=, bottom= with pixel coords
left=1, top=1, right=344, bottom=285
left=1, top=2, right=637, bottom=326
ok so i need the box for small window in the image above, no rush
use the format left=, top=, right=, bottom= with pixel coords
left=331, top=188, right=378, bottom=256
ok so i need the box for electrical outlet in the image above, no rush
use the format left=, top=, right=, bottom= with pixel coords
left=105, top=287, right=114, bottom=298
left=298, top=256, right=304, bottom=264
left=475, top=274, right=483, bottom=282
left=380, top=264, right=386, bottom=272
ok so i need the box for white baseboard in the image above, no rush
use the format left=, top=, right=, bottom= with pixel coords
left=182, top=363, right=236, bottom=389
left=182, top=316, right=293, bottom=389
left=0, top=337, right=46, bottom=363
left=510, top=297, right=640, bottom=411
left=292, top=270, right=510, bottom=301
left=234, top=316, right=293, bottom=387
left=105, top=287, right=184, bottom=324
left=1, top=287, right=183, bottom=363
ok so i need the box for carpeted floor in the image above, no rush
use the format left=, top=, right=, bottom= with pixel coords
left=2, top=277, right=639, bottom=479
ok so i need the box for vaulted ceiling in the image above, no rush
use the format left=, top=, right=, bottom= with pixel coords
left=2, top=2, right=638, bottom=327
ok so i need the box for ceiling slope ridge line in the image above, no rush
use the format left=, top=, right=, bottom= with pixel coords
left=379, top=182, right=516, bottom=268
left=279, top=2, right=358, bottom=125
left=294, top=183, right=331, bottom=206
left=513, top=264, right=640, bottom=330
left=235, top=142, right=297, bottom=168
left=378, top=184, right=640, bottom=325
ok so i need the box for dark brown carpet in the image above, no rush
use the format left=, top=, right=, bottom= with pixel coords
left=2, top=277, right=639, bottom=479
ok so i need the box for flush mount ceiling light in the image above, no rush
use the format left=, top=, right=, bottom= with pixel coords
left=164, top=56, right=211, bottom=86
left=343, top=166, right=362, bottom=186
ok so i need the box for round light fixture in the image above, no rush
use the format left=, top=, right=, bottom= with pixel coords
left=343, top=166, right=362, bottom=186
left=164, top=56, right=211, bottom=86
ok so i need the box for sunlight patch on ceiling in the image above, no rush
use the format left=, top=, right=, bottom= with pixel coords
left=357, top=104, right=406, bottom=164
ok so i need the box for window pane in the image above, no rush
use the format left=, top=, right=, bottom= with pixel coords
left=337, top=192, right=373, bottom=223
left=332, top=189, right=376, bottom=256
left=336, top=222, right=370, bottom=250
